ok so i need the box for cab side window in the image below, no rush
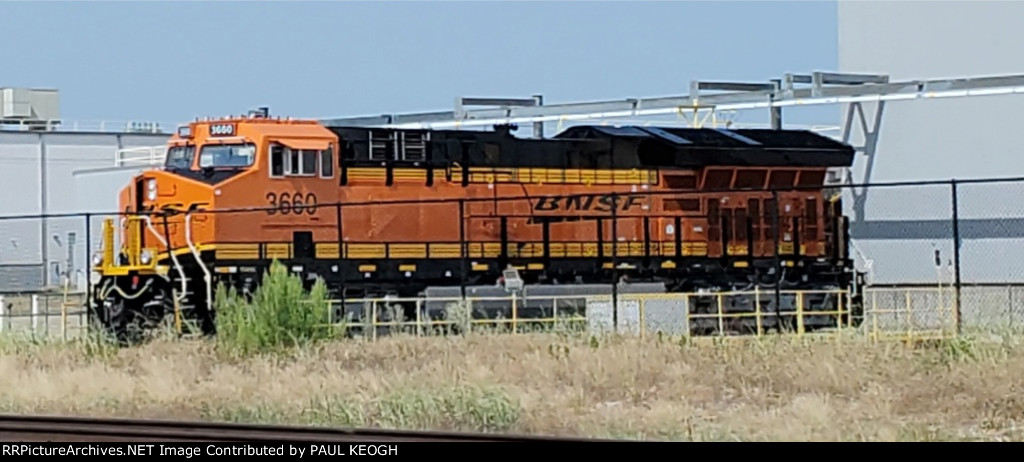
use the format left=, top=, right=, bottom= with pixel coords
left=268, top=142, right=334, bottom=179
left=270, top=145, right=285, bottom=177
left=320, top=146, right=334, bottom=178
left=298, top=149, right=316, bottom=176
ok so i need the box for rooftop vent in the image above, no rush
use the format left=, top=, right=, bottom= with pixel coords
left=125, top=121, right=162, bottom=133
left=0, top=87, right=60, bottom=130
left=248, top=106, right=269, bottom=118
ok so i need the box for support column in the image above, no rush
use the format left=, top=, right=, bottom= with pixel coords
left=39, top=134, right=49, bottom=288
left=770, top=78, right=783, bottom=129
left=532, top=94, right=544, bottom=138
left=770, top=105, right=782, bottom=130
left=840, top=101, right=886, bottom=222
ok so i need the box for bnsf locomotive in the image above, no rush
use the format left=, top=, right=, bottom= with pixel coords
left=89, top=110, right=863, bottom=342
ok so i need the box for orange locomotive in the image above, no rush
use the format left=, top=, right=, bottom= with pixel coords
left=90, top=108, right=863, bottom=342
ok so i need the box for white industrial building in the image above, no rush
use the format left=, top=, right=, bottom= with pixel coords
left=0, top=88, right=170, bottom=291
left=837, top=1, right=1024, bottom=286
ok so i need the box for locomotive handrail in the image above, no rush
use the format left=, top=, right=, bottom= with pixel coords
left=9, top=173, right=1024, bottom=220
left=140, top=214, right=188, bottom=303
left=184, top=212, right=213, bottom=313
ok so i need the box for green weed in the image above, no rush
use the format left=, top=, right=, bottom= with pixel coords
left=213, top=260, right=335, bottom=356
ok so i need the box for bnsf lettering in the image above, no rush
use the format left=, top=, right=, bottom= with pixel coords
left=534, top=194, right=645, bottom=212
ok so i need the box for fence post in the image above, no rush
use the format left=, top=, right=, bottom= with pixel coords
left=31, top=294, right=40, bottom=335
left=950, top=179, right=963, bottom=335
left=771, top=189, right=782, bottom=332
left=335, top=203, right=345, bottom=310
left=716, top=293, right=724, bottom=337
left=415, top=299, right=423, bottom=337
left=458, top=199, right=467, bottom=301
left=511, top=293, right=518, bottom=334
left=639, top=297, right=646, bottom=339
left=61, top=292, right=67, bottom=342
left=0, top=295, right=6, bottom=333
left=84, top=213, right=92, bottom=332
left=754, top=285, right=762, bottom=336
left=611, top=192, right=619, bottom=332
left=796, top=291, right=805, bottom=335
left=1007, top=286, right=1015, bottom=331
left=371, top=299, right=378, bottom=341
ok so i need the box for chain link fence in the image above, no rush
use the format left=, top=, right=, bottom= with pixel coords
left=3, top=176, right=1024, bottom=340
left=844, top=177, right=1024, bottom=336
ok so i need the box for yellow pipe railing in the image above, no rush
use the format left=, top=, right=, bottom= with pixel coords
left=313, top=287, right=959, bottom=342
left=0, top=286, right=965, bottom=343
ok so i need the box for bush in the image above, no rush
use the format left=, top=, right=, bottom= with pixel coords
left=214, top=260, right=334, bottom=355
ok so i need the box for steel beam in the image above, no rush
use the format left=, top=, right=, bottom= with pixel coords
left=531, top=94, right=544, bottom=138
left=814, top=71, right=890, bottom=86
left=452, top=95, right=546, bottom=137
left=322, top=110, right=459, bottom=127
left=458, top=97, right=540, bottom=108
left=691, top=81, right=778, bottom=94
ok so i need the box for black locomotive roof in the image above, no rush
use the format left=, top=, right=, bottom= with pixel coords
left=328, top=124, right=855, bottom=169
left=555, top=125, right=847, bottom=150
left=552, top=125, right=855, bottom=168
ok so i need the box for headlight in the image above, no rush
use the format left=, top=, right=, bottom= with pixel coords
left=140, top=249, right=153, bottom=265
left=92, top=253, right=103, bottom=267
left=146, top=179, right=157, bottom=201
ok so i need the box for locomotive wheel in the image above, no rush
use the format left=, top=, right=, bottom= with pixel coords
left=143, top=291, right=183, bottom=340
left=192, top=304, right=216, bottom=338
left=97, top=295, right=146, bottom=346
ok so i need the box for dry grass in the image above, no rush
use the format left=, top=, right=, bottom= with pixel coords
left=1, top=330, right=1023, bottom=441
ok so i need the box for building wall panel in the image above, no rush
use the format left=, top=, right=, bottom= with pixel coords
left=0, top=131, right=169, bottom=291
left=838, top=1, right=1024, bottom=284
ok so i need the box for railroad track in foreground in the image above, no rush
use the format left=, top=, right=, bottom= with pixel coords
left=0, top=414, right=609, bottom=442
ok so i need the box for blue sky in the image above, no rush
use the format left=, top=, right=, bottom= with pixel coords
left=1, top=1, right=840, bottom=129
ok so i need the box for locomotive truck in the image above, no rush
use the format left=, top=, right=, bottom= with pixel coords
left=89, top=109, right=864, bottom=343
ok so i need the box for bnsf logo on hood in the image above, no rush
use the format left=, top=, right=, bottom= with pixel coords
left=533, top=194, right=646, bottom=212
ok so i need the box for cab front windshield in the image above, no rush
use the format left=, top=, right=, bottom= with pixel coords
left=198, top=143, right=256, bottom=169
left=164, top=145, right=195, bottom=170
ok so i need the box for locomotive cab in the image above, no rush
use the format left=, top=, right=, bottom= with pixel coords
left=95, top=115, right=337, bottom=266
left=90, top=112, right=338, bottom=342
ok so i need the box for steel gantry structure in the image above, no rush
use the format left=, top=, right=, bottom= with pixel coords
left=320, top=70, right=1024, bottom=223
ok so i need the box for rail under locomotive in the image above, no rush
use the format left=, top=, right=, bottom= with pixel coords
left=89, top=114, right=864, bottom=343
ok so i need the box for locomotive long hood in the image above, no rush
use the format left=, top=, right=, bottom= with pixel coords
left=553, top=125, right=855, bottom=168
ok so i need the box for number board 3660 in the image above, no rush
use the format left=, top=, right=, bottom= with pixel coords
left=209, top=124, right=235, bottom=136
left=266, top=192, right=318, bottom=215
